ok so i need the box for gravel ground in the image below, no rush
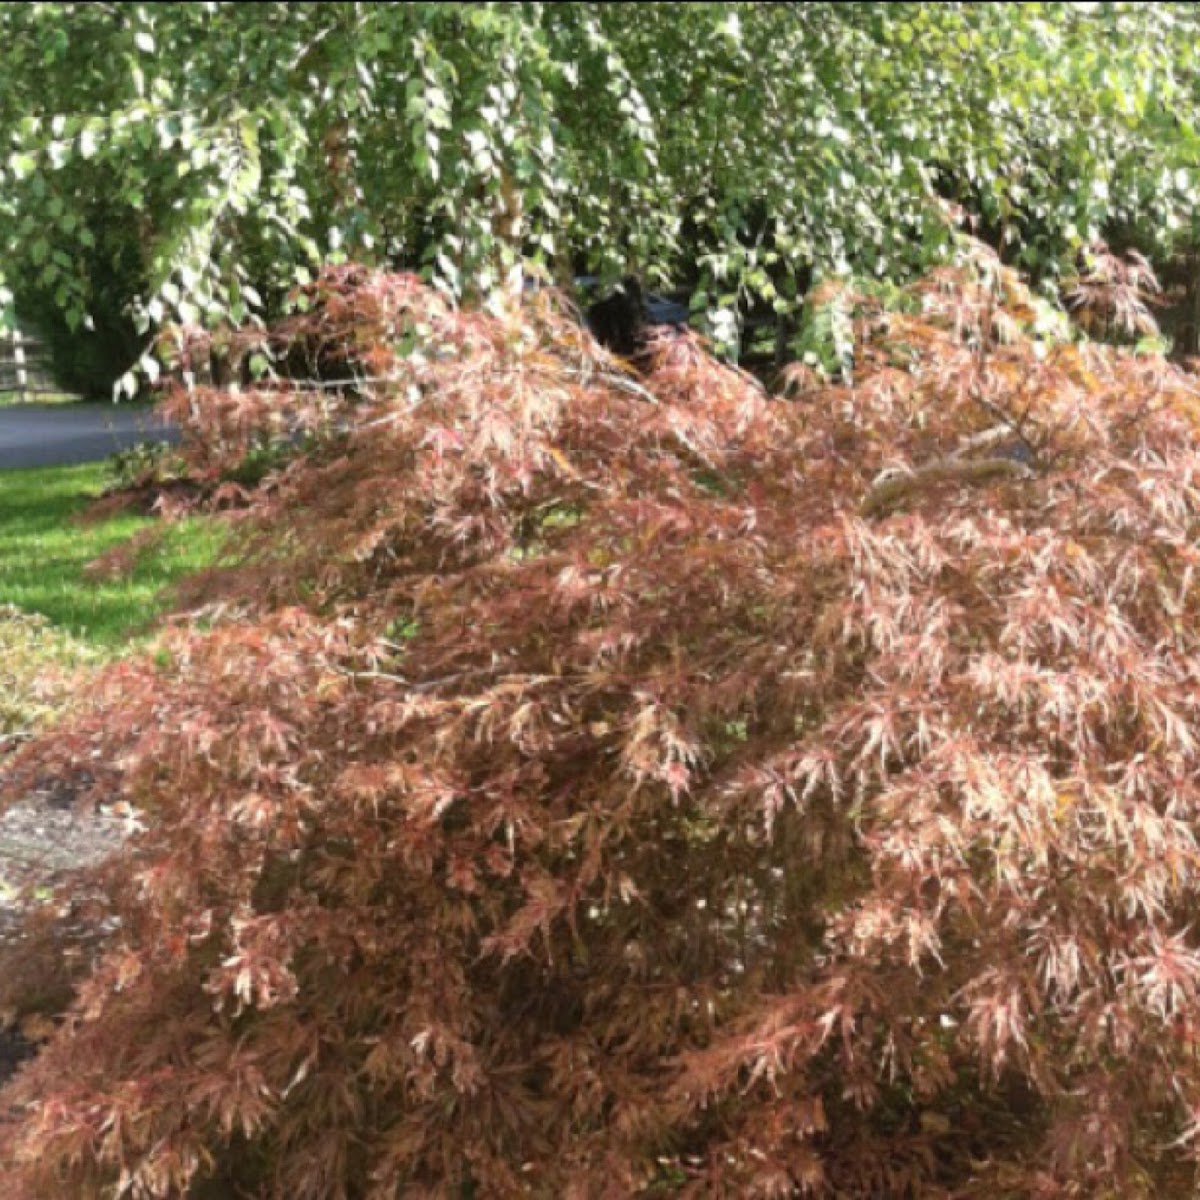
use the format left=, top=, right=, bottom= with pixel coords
left=0, top=768, right=134, bottom=1083
left=0, top=798, right=129, bottom=916
left=0, top=771, right=132, bottom=930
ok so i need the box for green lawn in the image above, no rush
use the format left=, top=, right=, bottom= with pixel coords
left=0, top=461, right=221, bottom=647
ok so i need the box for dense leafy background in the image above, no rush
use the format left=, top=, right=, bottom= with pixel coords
left=3, top=2, right=1200, bottom=389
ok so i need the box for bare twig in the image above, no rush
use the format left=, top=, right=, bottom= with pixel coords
left=343, top=666, right=561, bottom=697
left=559, top=367, right=663, bottom=406
left=950, top=424, right=1015, bottom=460
left=268, top=375, right=406, bottom=393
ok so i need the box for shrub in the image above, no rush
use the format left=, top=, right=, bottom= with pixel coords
left=0, top=607, right=95, bottom=744
left=103, top=442, right=190, bottom=494
left=6, top=257, right=1200, bottom=1196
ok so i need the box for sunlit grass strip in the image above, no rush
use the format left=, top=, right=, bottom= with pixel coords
left=0, top=461, right=221, bottom=647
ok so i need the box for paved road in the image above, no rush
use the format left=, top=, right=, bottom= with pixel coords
left=0, top=402, right=180, bottom=470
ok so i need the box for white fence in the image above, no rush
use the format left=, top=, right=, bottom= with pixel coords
left=0, top=329, right=66, bottom=401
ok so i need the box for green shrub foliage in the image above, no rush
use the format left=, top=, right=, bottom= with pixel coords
left=7, top=257, right=1200, bottom=1196
left=4, top=3, right=1200, bottom=359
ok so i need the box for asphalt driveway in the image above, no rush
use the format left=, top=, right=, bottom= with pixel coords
left=0, top=403, right=179, bottom=470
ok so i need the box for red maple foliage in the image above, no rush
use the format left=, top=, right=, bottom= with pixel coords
left=5, top=254, right=1200, bottom=1196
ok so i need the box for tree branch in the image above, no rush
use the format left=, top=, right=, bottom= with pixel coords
left=862, top=456, right=1033, bottom=517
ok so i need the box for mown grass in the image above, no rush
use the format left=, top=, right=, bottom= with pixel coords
left=0, top=461, right=221, bottom=648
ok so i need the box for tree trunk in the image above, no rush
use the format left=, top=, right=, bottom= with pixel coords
left=492, top=169, right=525, bottom=311
left=1186, top=257, right=1200, bottom=359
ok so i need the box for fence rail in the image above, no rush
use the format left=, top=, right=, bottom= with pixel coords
left=0, top=329, right=70, bottom=401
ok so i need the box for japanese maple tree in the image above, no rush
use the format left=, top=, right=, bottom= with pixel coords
left=4, top=250, right=1200, bottom=1196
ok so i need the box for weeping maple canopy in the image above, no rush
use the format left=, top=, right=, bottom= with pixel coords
left=4, top=255, right=1200, bottom=1197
